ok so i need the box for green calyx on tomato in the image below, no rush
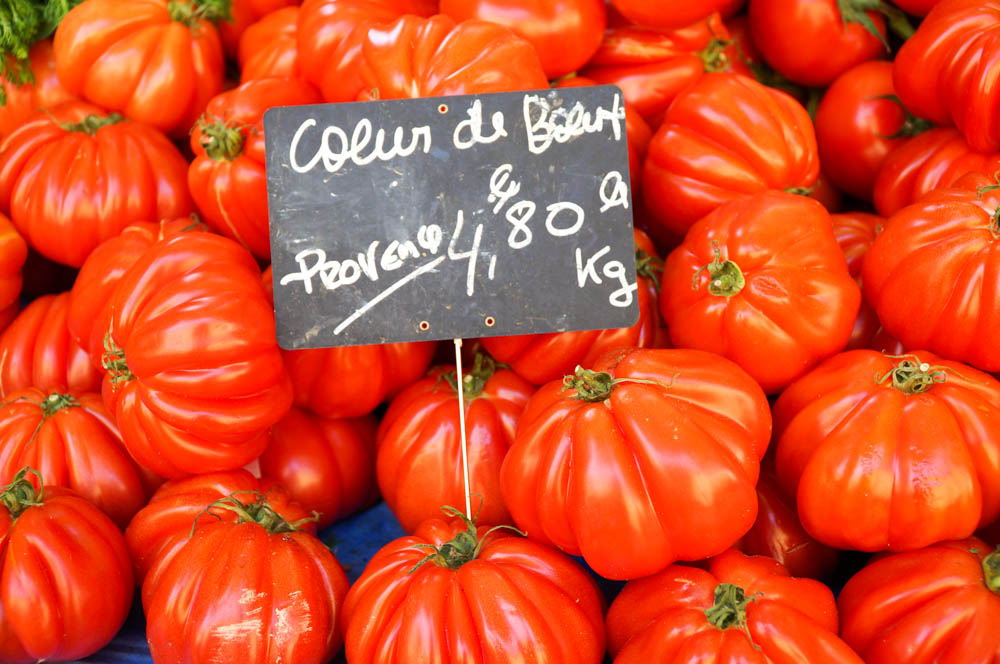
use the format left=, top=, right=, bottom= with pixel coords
left=39, top=392, right=79, bottom=418
left=101, top=330, right=135, bottom=388
left=869, top=95, right=933, bottom=140
left=691, top=242, right=745, bottom=297
left=59, top=112, right=125, bottom=135
left=167, top=0, right=232, bottom=27
left=636, top=248, right=664, bottom=293
left=976, top=174, right=1000, bottom=239
left=408, top=505, right=522, bottom=573
left=836, top=0, right=914, bottom=50
left=0, top=0, right=82, bottom=104
left=984, top=548, right=1000, bottom=594
left=198, top=118, right=245, bottom=161
left=704, top=583, right=761, bottom=649
left=561, top=366, right=677, bottom=403
left=697, top=37, right=734, bottom=73
left=875, top=356, right=957, bottom=394
left=191, top=492, right=320, bottom=539
left=439, top=352, right=501, bottom=400
left=0, top=467, right=44, bottom=519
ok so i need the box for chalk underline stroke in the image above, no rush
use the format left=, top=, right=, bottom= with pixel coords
left=333, top=255, right=448, bottom=335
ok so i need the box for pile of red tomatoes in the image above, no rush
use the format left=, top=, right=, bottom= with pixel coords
left=0, top=0, right=998, bottom=662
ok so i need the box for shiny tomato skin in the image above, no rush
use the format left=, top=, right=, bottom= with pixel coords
left=100, top=233, right=293, bottom=478
left=297, top=0, right=437, bottom=101
left=376, top=361, right=534, bottom=533
left=0, top=293, right=101, bottom=397
left=873, top=127, right=1000, bottom=217
left=749, top=0, right=886, bottom=88
left=53, top=0, right=224, bottom=136
left=342, top=515, right=606, bottom=664
left=863, top=173, right=1000, bottom=371
left=440, top=0, right=605, bottom=79
left=894, top=0, right=1000, bottom=152
left=354, top=15, right=549, bottom=102
left=661, top=192, right=860, bottom=394
left=218, top=0, right=299, bottom=56
left=0, top=484, right=133, bottom=663
left=642, top=73, right=819, bottom=238
left=189, top=77, right=321, bottom=260
left=831, top=211, right=895, bottom=352
left=607, top=549, right=862, bottom=663
left=0, top=388, right=154, bottom=528
left=890, top=0, right=944, bottom=14
left=815, top=61, right=911, bottom=201
left=775, top=350, right=1000, bottom=551
left=144, top=518, right=349, bottom=664
left=0, top=214, right=26, bottom=334
left=0, top=102, right=192, bottom=267
left=579, top=13, right=750, bottom=129
left=126, top=469, right=313, bottom=586
left=259, top=408, right=378, bottom=528
left=238, top=6, right=302, bottom=81
left=67, top=217, right=206, bottom=367
left=502, top=347, right=770, bottom=580
left=838, top=537, right=1000, bottom=662
left=0, top=41, right=77, bottom=140
left=610, top=0, right=744, bottom=30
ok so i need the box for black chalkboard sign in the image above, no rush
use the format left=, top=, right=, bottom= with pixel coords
left=264, top=86, right=638, bottom=349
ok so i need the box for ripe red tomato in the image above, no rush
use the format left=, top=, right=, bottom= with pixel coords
left=67, top=217, right=207, bottom=367
left=838, top=537, right=1000, bottom=662
left=53, top=0, right=226, bottom=135
left=502, top=347, right=771, bottom=580
left=143, top=492, right=349, bottom=664
left=285, top=341, right=436, bottom=418
left=894, top=0, right=1000, bottom=152
left=190, top=77, right=321, bottom=260
left=440, top=0, right=605, bottom=79
left=643, top=73, right=819, bottom=238
left=606, top=549, right=863, bottom=663
left=610, top=0, right=744, bottom=29
left=238, top=6, right=302, bottom=81
left=890, top=0, right=944, bottom=14
left=0, top=102, right=192, bottom=267
left=749, top=0, right=887, bottom=87
left=342, top=511, right=607, bottom=663
left=661, top=192, right=860, bottom=394
left=259, top=408, right=378, bottom=529
left=481, top=228, right=664, bottom=385
left=126, top=469, right=313, bottom=585
left=297, top=0, right=437, bottom=101
left=0, top=40, right=76, bottom=140
left=815, top=61, right=927, bottom=201
left=0, top=214, right=26, bottom=333
left=0, top=293, right=101, bottom=397
left=873, top=127, right=1000, bottom=217
left=354, top=16, right=549, bottom=102
left=0, top=388, right=156, bottom=528
left=810, top=171, right=844, bottom=212
left=218, top=0, right=298, bottom=57
left=377, top=353, right=534, bottom=532
left=0, top=470, right=133, bottom=663
left=863, top=173, right=1000, bottom=371
left=579, top=13, right=750, bottom=129
left=775, top=350, right=1000, bottom=551
left=736, top=464, right=840, bottom=580
left=100, top=234, right=293, bottom=478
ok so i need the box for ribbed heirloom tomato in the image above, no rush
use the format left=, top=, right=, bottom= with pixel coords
left=501, top=347, right=771, bottom=580
left=660, top=192, right=860, bottom=393
left=0, top=214, right=26, bottom=333
left=376, top=353, right=534, bottom=532
left=606, top=548, right=863, bottom=663
left=642, top=73, right=819, bottom=237
left=190, top=77, right=321, bottom=260
left=0, top=470, right=133, bottom=663
left=775, top=350, right=1000, bottom=551
left=218, top=0, right=298, bottom=56
left=99, top=233, right=293, bottom=478
left=610, top=0, right=744, bottom=29
left=342, top=510, right=607, bottom=663
left=238, top=6, right=302, bottom=81
left=0, top=102, right=192, bottom=267
left=53, top=0, right=228, bottom=135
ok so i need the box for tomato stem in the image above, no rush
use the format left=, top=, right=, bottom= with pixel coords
left=59, top=112, right=125, bottom=135
left=561, top=366, right=677, bottom=402
left=874, top=355, right=980, bottom=394
left=0, top=467, right=44, bottom=519
left=437, top=352, right=501, bottom=400
left=837, top=0, right=913, bottom=51
left=189, top=491, right=319, bottom=539
left=39, top=392, right=78, bottom=418
left=697, top=37, right=733, bottom=73
left=704, top=583, right=762, bottom=650
left=168, top=0, right=232, bottom=27
left=102, top=329, right=135, bottom=389
left=984, top=548, right=1000, bottom=595
left=198, top=117, right=246, bottom=161
left=408, top=504, right=524, bottom=573
left=975, top=171, right=1000, bottom=239
left=691, top=241, right=745, bottom=297
left=635, top=248, right=663, bottom=293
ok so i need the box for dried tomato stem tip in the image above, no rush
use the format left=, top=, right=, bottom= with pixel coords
left=102, top=331, right=135, bottom=388
left=698, top=37, right=733, bottom=73
left=691, top=242, right=745, bottom=297
left=635, top=248, right=664, bottom=292
left=60, top=112, right=124, bottom=135
left=440, top=352, right=500, bottom=399
left=408, top=505, right=523, bottom=573
left=0, top=467, right=44, bottom=518
left=39, top=392, right=79, bottom=418
left=984, top=549, right=1000, bottom=594
left=562, top=366, right=677, bottom=402
left=167, top=0, right=232, bottom=27
left=199, top=119, right=245, bottom=161
left=876, top=357, right=949, bottom=394
left=704, top=583, right=761, bottom=649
